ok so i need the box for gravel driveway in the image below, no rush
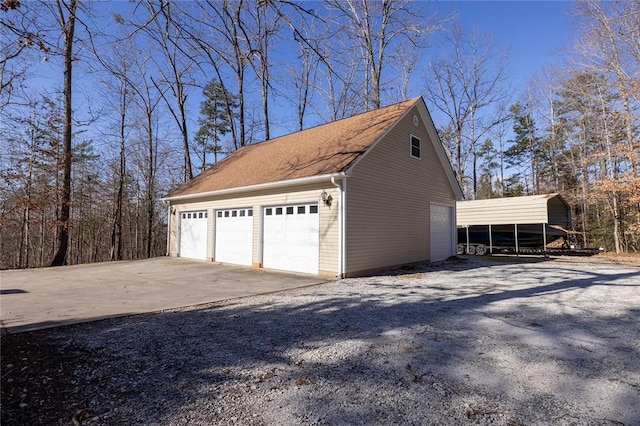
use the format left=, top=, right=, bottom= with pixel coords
left=2, top=257, right=639, bottom=425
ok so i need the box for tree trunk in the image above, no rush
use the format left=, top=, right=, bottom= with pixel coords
left=146, top=111, right=154, bottom=259
left=110, top=81, right=126, bottom=261
left=180, top=99, right=193, bottom=180
left=50, top=0, right=77, bottom=266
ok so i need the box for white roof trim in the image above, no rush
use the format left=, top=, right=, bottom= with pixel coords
left=163, top=172, right=347, bottom=202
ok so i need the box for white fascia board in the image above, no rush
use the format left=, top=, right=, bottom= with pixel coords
left=162, top=172, right=347, bottom=202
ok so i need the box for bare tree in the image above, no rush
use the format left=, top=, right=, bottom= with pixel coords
left=98, top=42, right=135, bottom=261
left=49, top=0, right=78, bottom=266
left=246, top=2, right=280, bottom=140
left=0, top=0, right=46, bottom=106
left=290, top=40, right=318, bottom=130
left=527, top=69, right=566, bottom=193
left=130, top=56, right=164, bottom=259
left=1, top=93, right=66, bottom=268
left=327, top=0, right=433, bottom=110
left=141, top=0, right=195, bottom=181
left=1, top=0, right=80, bottom=266
left=315, top=50, right=361, bottom=121
left=191, top=0, right=251, bottom=150
left=424, top=25, right=510, bottom=198
left=571, top=0, right=640, bottom=251
left=573, top=0, right=639, bottom=173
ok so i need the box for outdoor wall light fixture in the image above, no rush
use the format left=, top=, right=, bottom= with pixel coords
left=321, top=190, right=333, bottom=207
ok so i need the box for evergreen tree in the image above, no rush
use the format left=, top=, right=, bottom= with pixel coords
left=477, top=138, right=500, bottom=198
left=504, top=102, right=540, bottom=194
left=195, top=79, right=238, bottom=170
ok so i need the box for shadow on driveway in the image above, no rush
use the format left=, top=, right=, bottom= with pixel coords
left=2, top=258, right=639, bottom=424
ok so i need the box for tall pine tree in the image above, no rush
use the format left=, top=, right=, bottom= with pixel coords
left=195, top=79, right=238, bottom=170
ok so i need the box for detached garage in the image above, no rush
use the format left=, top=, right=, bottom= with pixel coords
left=164, top=97, right=463, bottom=277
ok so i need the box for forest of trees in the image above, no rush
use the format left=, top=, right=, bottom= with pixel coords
left=0, top=0, right=638, bottom=269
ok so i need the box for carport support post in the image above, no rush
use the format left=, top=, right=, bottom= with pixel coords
left=543, top=223, right=547, bottom=256
left=514, top=224, right=519, bottom=255
left=465, top=225, right=470, bottom=254
left=489, top=224, right=493, bottom=254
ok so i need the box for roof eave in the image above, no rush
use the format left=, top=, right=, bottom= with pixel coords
left=162, top=172, right=348, bottom=202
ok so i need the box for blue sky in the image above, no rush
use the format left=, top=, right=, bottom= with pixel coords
left=437, top=1, right=574, bottom=90
left=15, top=1, right=579, bottom=151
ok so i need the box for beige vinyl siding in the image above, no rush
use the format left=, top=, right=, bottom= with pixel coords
left=345, top=106, right=456, bottom=274
left=168, top=182, right=340, bottom=275
left=457, top=194, right=571, bottom=227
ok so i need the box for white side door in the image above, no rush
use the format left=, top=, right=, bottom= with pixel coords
left=430, top=203, right=454, bottom=262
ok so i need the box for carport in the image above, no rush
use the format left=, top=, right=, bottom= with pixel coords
left=456, top=193, right=571, bottom=255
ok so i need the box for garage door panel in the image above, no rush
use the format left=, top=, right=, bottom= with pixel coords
left=215, top=208, right=253, bottom=266
left=180, top=211, right=208, bottom=260
left=263, top=204, right=319, bottom=274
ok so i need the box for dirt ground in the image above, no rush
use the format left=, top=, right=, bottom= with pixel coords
left=592, top=252, right=640, bottom=267
left=1, top=256, right=639, bottom=425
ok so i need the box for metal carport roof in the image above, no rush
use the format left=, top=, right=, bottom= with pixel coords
left=456, top=193, right=571, bottom=227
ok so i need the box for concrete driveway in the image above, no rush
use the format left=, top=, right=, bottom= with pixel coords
left=0, top=257, right=329, bottom=333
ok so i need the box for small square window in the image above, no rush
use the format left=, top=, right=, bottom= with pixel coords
left=276, top=207, right=283, bottom=215
left=410, top=136, right=421, bottom=159
left=217, top=211, right=222, bottom=218
left=266, top=208, right=272, bottom=215
left=182, top=213, right=186, bottom=219
left=298, top=206, right=306, bottom=214
left=204, top=212, right=207, bottom=218
left=232, top=210, right=237, bottom=217
left=188, top=213, right=192, bottom=218
left=309, top=205, right=318, bottom=214
left=239, top=210, right=245, bottom=217
left=286, top=206, right=294, bottom=215
left=198, top=212, right=203, bottom=218
left=248, top=209, right=253, bottom=216
left=224, top=211, right=230, bottom=217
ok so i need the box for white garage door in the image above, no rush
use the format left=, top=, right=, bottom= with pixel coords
left=180, top=211, right=208, bottom=260
left=263, top=204, right=319, bottom=274
left=215, top=208, right=253, bottom=266
left=430, top=204, right=454, bottom=262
